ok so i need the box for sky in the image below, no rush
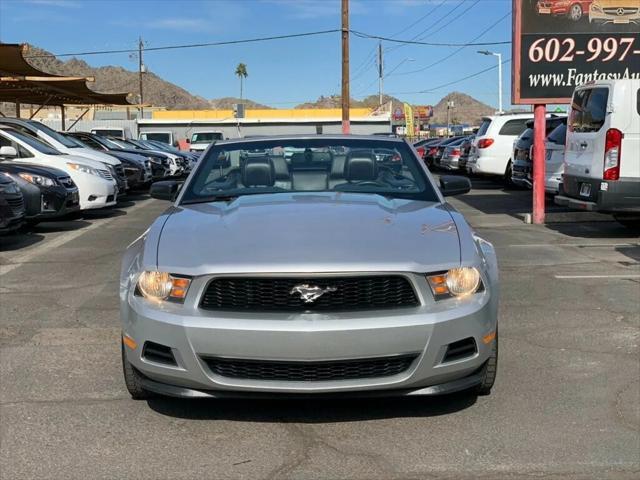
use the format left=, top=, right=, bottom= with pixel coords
left=0, top=0, right=514, bottom=109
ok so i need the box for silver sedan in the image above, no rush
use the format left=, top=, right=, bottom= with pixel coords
left=120, top=136, right=499, bottom=400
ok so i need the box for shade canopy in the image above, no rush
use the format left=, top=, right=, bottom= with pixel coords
left=0, top=43, right=133, bottom=106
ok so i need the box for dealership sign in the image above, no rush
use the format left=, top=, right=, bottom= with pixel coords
left=512, top=0, right=640, bottom=104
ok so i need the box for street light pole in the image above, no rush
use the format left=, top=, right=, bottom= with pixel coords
left=478, top=50, right=503, bottom=114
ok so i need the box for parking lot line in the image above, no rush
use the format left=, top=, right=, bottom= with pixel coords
left=554, top=274, right=640, bottom=279
left=0, top=199, right=152, bottom=277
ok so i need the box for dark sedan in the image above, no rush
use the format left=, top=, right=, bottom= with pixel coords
left=0, top=174, right=25, bottom=233
left=0, top=162, right=80, bottom=224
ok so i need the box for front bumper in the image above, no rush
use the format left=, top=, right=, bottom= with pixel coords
left=22, top=183, right=80, bottom=220
left=589, top=8, right=640, bottom=24
left=79, top=176, right=118, bottom=210
left=121, top=274, right=497, bottom=396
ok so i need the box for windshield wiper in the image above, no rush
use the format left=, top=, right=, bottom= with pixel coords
left=181, top=195, right=239, bottom=205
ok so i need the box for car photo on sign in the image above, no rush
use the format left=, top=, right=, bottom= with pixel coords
left=523, top=0, right=638, bottom=32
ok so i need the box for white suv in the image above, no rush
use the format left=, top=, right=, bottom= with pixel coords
left=555, top=79, right=640, bottom=229
left=467, top=113, right=533, bottom=180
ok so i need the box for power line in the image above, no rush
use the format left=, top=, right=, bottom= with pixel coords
left=24, top=29, right=342, bottom=58
left=389, top=12, right=510, bottom=77
left=386, top=0, right=475, bottom=54
left=351, top=30, right=510, bottom=47
left=387, top=0, right=448, bottom=41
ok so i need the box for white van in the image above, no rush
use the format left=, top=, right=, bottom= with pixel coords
left=189, top=131, right=224, bottom=152
left=555, top=79, right=640, bottom=228
left=467, top=113, right=534, bottom=180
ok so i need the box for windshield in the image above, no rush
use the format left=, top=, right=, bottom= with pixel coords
left=191, top=132, right=223, bottom=143
left=27, top=120, right=78, bottom=148
left=63, top=134, right=90, bottom=148
left=181, top=138, right=438, bottom=205
left=142, top=132, right=171, bottom=143
left=3, top=129, right=63, bottom=155
left=92, top=129, right=123, bottom=138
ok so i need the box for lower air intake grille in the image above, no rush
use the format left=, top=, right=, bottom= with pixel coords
left=203, top=354, right=417, bottom=382
left=443, top=337, right=477, bottom=363
left=200, top=275, right=419, bottom=312
left=142, top=341, right=177, bottom=366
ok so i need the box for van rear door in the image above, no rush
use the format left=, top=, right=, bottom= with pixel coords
left=564, top=86, right=609, bottom=180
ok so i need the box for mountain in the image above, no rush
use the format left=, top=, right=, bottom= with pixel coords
left=430, top=92, right=495, bottom=125
left=23, top=45, right=211, bottom=110
left=209, top=97, right=273, bottom=109
left=295, top=92, right=494, bottom=125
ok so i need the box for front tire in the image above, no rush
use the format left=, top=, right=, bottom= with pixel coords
left=568, top=4, right=583, bottom=21
left=475, top=328, right=498, bottom=396
left=503, top=161, right=515, bottom=188
left=121, top=342, right=153, bottom=400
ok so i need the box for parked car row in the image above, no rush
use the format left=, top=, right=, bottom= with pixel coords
left=0, top=118, right=199, bottom=234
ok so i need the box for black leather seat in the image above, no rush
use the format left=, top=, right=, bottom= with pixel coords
left=333, top=151, right=379, bottom=190
left=242, top=156, right=275, bottom=187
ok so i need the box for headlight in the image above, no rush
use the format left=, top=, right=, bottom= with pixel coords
left=18, top=172, right=56, bottom=187
left=427, top=267, right=482, bottom=299
left=136, top=271, right=191, bottom=303
left=67, top=162, right=99, bottom=176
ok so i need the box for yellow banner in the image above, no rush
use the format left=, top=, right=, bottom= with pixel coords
left=403, top=103, right=414, bottom=138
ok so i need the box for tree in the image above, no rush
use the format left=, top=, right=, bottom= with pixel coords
left=235, top=63, right=248, bottom=101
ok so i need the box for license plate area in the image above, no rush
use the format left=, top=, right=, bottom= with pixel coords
left=539, top=8, right=551, bottom=14
left=579, top=183, right=591, bottom=197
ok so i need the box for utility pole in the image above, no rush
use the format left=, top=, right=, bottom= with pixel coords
left=138, top=37, right=144, bottom=118
left=341, top=0, right=350, bottom=134
left=446, top=100, right=454, bottom=136
left=378, top=41, right=383, bottom=107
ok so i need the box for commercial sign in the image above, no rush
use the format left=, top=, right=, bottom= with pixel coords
left=512, top=0, right=640, bottom=104
left=414, top=105, right=434, bottom=119
left=403, top=103, right=414, bottom=136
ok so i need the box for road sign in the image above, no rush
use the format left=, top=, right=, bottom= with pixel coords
left=512, top=0, right=640, bottom=104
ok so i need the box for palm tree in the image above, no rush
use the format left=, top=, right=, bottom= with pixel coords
left=235, top=63, right=248, bottom=101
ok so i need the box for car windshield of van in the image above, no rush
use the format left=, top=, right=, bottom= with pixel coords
left=181, top=139, right=438, bottom=205
left=4, top=129, right=63, bottom=155
left=27, top=121, right=78, bottom=148
left=192, top=132, right=222, bottom=143
left=143, top=133, right=171, bottom=143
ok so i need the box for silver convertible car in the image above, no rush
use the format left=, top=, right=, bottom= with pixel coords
left=120, top=135, right=499, bottom=399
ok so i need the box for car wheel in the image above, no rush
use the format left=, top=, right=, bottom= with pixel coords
left=475, top=328, right=498, bottom=396
left=568, top=4, right=582, bottom=21
left=121, top=342, right=153, bottom=400
left=503, top=161, right=515, bottom=187
left=613, top=214, right=640, bottom=231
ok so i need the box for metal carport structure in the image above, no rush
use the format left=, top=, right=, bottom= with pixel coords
left=0, top=43, right=133, bottom=129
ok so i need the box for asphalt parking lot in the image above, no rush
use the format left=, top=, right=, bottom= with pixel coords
left=1, top=180, right=638, bottom=480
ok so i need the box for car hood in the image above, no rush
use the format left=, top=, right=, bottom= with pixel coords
left=0, top=161, right=67, bottom=178
left=106, top=150, right=147, bottom=165
left=66, top=147, right=121, bottom=166
left=155, top=192, right=461, bottom=275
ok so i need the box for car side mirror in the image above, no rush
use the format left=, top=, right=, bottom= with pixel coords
left=439, top=175, right=471, bottom=196
left=150, top=180, right=181, bottom=201
left=185, top=138, right=191, bottom=144
left=0, top=146, right=17, bottom=158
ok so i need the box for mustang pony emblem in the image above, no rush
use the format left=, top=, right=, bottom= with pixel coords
left=290, top=284, right=337, bottom=303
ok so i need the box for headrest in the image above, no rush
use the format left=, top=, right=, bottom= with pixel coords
left=344, top=151, right=377, bottom=182
left=242, top=156, right=275, bottom=187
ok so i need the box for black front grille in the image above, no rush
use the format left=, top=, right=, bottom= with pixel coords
left=200, top=275, right=419, bottom=312
left=6, top=196, right=24, bottom=215
left=203, top=354, right=417, bottom=381
left=443, top=337, right=477, bottom=363
left=115, top=165, right=125, bottom=178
